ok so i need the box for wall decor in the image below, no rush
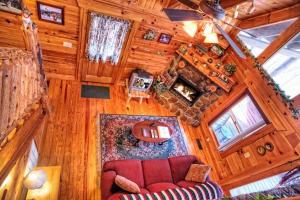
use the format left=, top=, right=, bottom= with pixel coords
left=86, top=12, right=131, bottom=64
left=0, top=0, right=22, bottom=14
left=224, top=63, right=237, bottom=76
left=265, top=142, right=274, bottom=152
left=210, top=44, right=224, bottom=58
left=37, top=2, right=64, bottom=25
left=178, top=60, right=186, bottom=69
left=257, top=145, right=266, bottom=156
left=143, top=29, right=157, bottom=41
left=158, top=33, right=172, bottom=44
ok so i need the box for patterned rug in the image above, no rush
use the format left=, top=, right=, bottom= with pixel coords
left=98, top=114, right=188, bottom=166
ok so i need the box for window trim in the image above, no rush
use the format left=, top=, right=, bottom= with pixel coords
left=208, top=89, right=272, bottom=158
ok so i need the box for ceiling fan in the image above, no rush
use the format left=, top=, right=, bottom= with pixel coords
left=163, top=0, right=247, bottom=59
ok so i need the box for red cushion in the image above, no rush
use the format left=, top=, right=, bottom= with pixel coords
left=103, top=160, right=144, bottom=187
left=147, top=182, right=179, bottom=193
left=168, top=155, right=200, bottom=183
left=142, top=159, right=173, bottom=186
left=107, top=188, right=150, bottom=200
left=176, top=180, right=199, bottom=188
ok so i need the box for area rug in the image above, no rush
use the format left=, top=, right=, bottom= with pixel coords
left=98, top=114, right=188, bottom=166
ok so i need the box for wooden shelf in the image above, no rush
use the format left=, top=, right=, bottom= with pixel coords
left=176, top=46, right=236, bottom=92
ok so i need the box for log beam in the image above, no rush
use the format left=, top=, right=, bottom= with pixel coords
left=239, top=3, right=300, bottom=29
left=258, top=18, right=300, bottom=64
left=167, top=0, right=248, bottom=9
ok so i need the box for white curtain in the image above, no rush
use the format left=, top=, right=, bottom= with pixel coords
left=86, top=13, right=131, bottom=65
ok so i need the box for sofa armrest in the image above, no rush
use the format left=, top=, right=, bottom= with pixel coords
left=101, top=170, right=117, bottom=200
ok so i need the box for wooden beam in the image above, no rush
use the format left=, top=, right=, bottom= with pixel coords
left=220, top=0, right=249, bottom=9
left=258, top=18, right=300, bottom=64
left=167, top=0, right=181, bottom=8
left=239, top=3, right=300, bottom=29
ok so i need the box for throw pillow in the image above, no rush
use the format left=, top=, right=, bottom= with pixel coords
left=115, top=175, right=141, bottom=193
left=185, top=164, right=211, bottom=183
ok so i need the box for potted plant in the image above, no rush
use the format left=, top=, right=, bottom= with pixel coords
left=224, top=63, right=237, bottom=76
left=151, top=78, right=168, bottom=96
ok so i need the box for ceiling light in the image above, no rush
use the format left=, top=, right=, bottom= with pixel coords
left=204, top=33, right=219, bottom=44
left=202, top=22, right=214, bottom=37
left=233, top=5, right=239, bottom=18
left=183, top=21, right=198, bottom=37
left=247, top=0, right=255, bottom=14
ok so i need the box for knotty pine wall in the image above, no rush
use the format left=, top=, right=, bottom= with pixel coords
left=194, top=48, right=300, bottom=193
left=0, top=0, right=79, bottom=80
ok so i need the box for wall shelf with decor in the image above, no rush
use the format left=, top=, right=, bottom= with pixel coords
left=176, top=44, right=236, bottom=92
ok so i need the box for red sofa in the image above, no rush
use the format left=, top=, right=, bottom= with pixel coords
left=101, top=155, right=223, bottom=200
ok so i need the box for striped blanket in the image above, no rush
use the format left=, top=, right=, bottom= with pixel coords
left=121, top=182, right=223, bottom=200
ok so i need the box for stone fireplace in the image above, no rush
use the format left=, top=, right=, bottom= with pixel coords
left=155, top=60, right=225, bottom=127
left=170, top=75, right=203, bottom=107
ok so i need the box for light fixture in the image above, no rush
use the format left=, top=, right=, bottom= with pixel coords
left=183, top=21, right=198, bottom=37
left=204, top=32, right=219, bottom=44
left=247, top=0, right=255, bottom=14
left=202, top=22, right=214, bottom=36
left=23, top=169, right=47, bottom=190
left=233, top=5, right=239, bottom=19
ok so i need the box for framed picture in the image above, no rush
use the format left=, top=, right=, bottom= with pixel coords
left=37, top=2, right=64, bottom=25
left=0, top=0, right=23, bottom=15
left=158, top=33, right=172, bottom=44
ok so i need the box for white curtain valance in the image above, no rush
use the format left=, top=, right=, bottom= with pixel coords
left=86, top=13, right=131, bottom=65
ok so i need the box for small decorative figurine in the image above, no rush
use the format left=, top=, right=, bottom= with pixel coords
left=143, top=29, right=157, bottom=41
left=265, top=142, right=274, bottom=152
left=207, top=58, right=213, bottom=63
left=257, top=146, right=266, bottom=156
left=210, top=44, right=224, bottom=58
left=224, top=63, right=237, bottom=76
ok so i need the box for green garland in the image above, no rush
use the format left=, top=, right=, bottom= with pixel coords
left=236, top=37, right=300, bottom=119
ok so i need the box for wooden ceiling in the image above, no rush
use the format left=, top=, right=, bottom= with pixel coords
left=0, top=0, right=299, bottom=85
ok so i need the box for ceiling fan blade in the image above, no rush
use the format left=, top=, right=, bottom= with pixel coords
left=213, top=22, right=246, bottom=59
left=176, top=0, right=199, bottom=10
left=163, top=8, right=203, bottom=21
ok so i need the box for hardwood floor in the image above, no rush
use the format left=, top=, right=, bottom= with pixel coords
left=39, top=79, right=205, bottom=200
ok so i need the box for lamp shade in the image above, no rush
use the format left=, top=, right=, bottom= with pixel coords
left=204, top=33, right=219, bottom=44
left=23, top=169, right=47, bottom=189
left=183, top=21, right=198, bottom=37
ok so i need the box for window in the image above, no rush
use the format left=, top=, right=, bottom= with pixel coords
left=262, top=33, right=300, bottom=99
left=237, top=19, right=296, bottom=57
left=230, top=173, right=284, bottom=197
left=86, top=13, right=131, bottom=65
left=210, top=94, right=266, bottom=150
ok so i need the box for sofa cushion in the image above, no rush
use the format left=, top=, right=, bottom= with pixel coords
left=142, top=159, right=173, bottom=186
left=107, top=188, right=150, bottom=200
left=147, top=182, right=179, bottom=193
left=185, top=164, right=211, bottom=183
left=168, top=155, right=200, bottom=183
left=115, top=175, right=140, bottom=193
left=176, top=180, right=199, bottom=188
left=103, top=160, right=144, bottom=187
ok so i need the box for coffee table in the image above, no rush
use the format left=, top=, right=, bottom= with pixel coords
left=132, top=120, right=173, bottom=145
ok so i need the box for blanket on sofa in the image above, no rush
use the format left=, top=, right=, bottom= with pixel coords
left=120, top=182, right=223, bottom=200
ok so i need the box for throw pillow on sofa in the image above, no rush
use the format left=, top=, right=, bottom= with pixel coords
left=115, top=175, right=141, bottom=193
left=185, top=164, right=211, bottom=183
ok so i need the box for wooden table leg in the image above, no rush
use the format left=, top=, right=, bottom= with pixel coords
left=139, top=97, right=143, bottom=104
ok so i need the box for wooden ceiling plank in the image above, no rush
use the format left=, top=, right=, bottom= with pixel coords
left=239, top=3, right=300, bottom=29
left=220, top=0, right=249, bottom=9
left=258, top=18, right=300, bottom=64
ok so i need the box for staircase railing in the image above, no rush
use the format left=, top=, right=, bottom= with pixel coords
left=0, top=8, right=48, bottom=149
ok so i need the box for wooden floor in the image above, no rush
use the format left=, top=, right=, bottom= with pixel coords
left=39, top=79, right=204, bottom=200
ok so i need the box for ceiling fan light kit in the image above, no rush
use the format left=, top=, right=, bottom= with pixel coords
left=204, top=32, right=219, bottom=43
left=199, top=0, right=225, bottom=20
left=183, top=21, right=198, bottom=37
left=163, top=0, right=246, bottom=59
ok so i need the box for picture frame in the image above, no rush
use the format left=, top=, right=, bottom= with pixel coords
left=158, top=33, right=172, bottom=44
left=0, top=0, right=23, bottom=15
left=37, top=1, right=64, bottom=25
